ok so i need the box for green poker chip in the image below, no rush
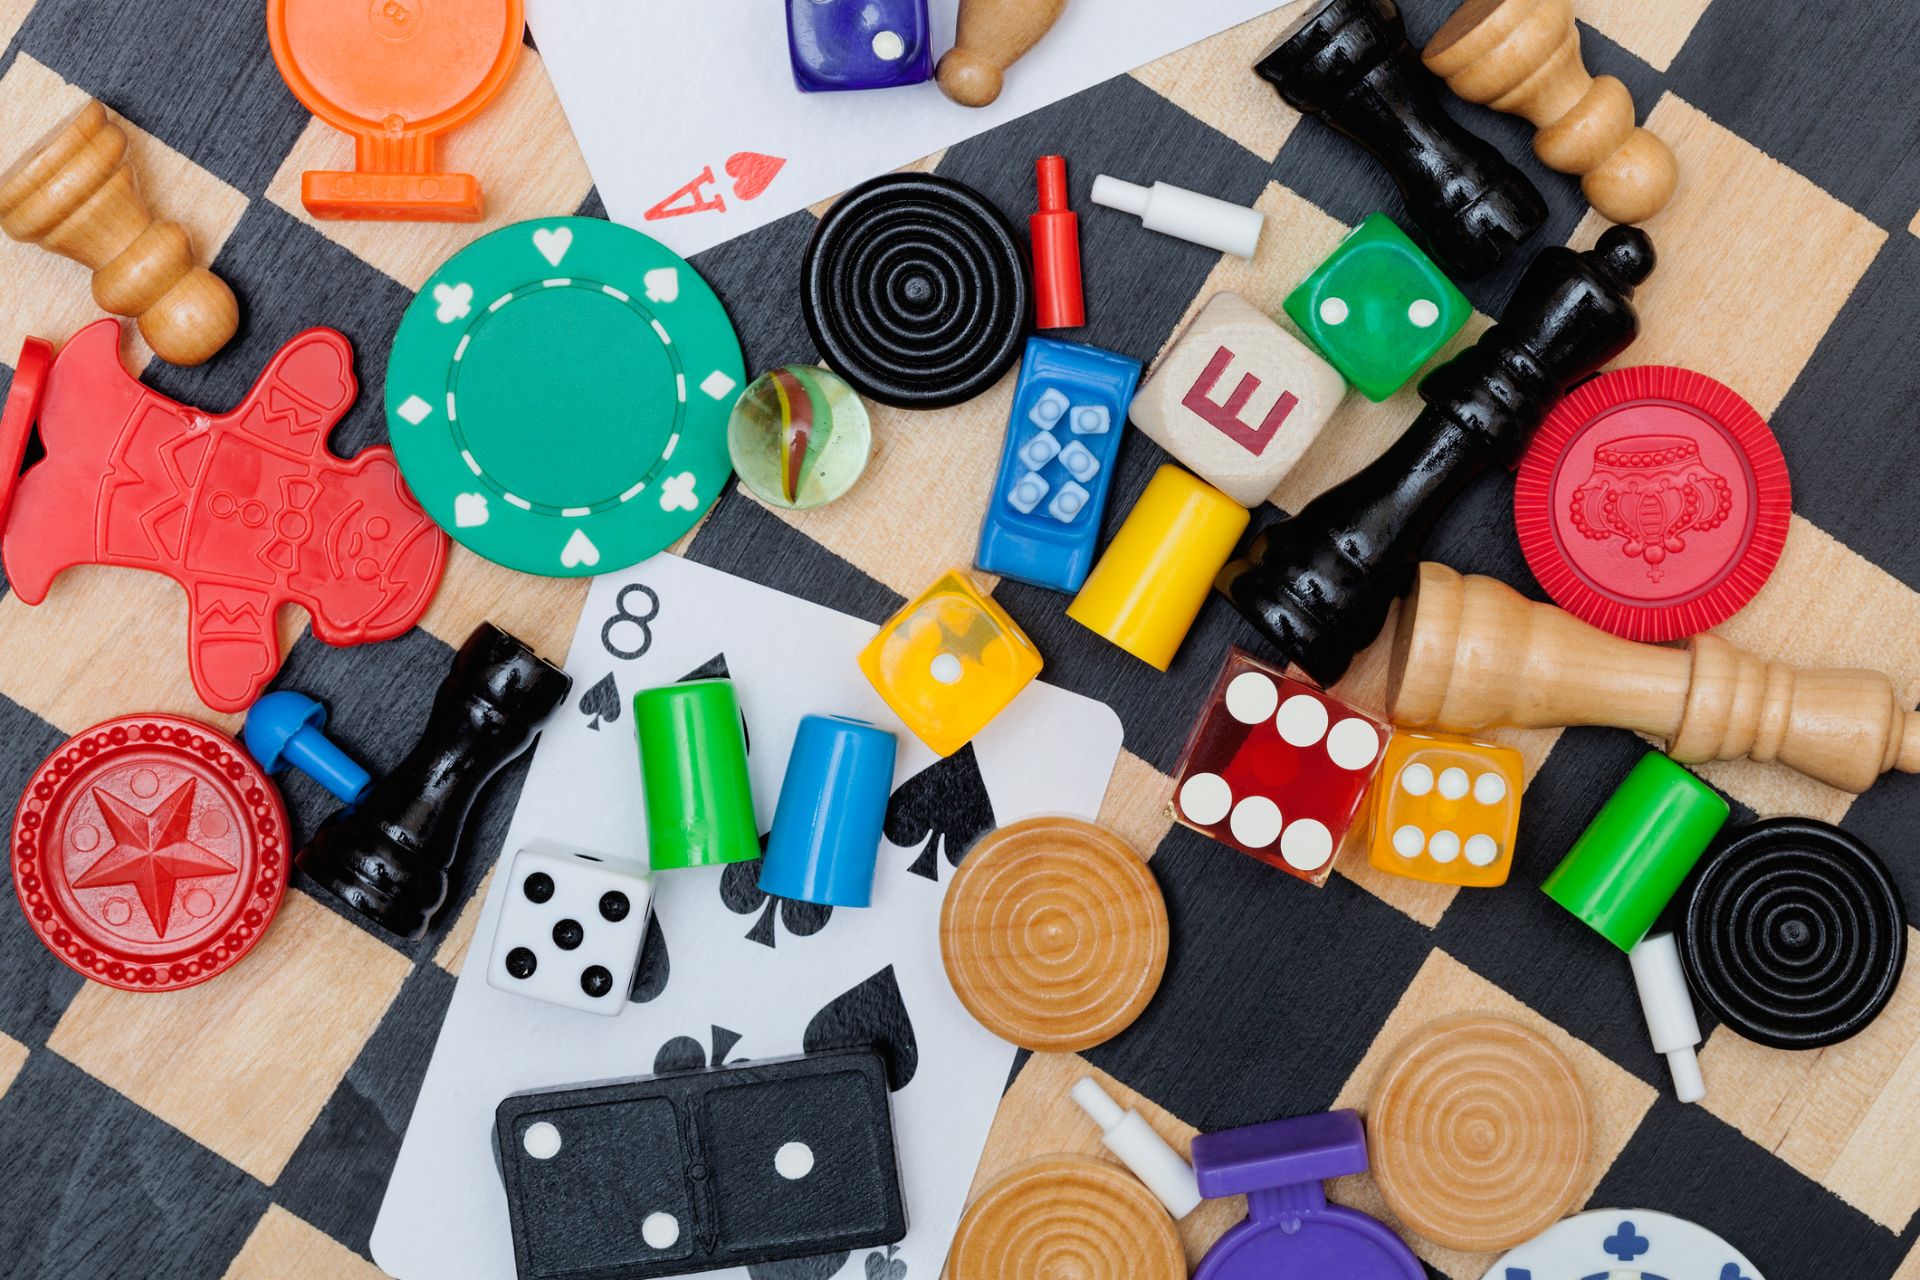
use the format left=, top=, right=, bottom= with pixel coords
left=387, top=217, right=744, bottom=578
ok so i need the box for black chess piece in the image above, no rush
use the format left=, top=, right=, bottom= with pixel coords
left=1256, top=0, right=1548, bottom=278
left=1221, top=224, right=1656, bottom=686
left=296, top=623, right=572, bottom=940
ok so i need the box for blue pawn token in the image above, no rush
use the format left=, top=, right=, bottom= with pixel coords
left=787, top=0, right=933, bottom=92
left=244, top=691, right=372, bottom=805
left=976, top=337, right=1143, bottom=593
left=760, top=715, right=897, bottom=907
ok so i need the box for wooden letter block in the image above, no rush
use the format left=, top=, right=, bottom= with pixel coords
left=1130, top=293, right=1346, bottom=508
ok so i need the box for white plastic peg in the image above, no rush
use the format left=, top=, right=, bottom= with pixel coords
left=1091, top=175, right=1265, bottom=259
left=1070, top=1076, right=1204, bottom=1217
left=1629, top=932, right=1706, bottom=1104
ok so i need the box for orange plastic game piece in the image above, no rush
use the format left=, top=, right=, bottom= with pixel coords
left=267, top=0, right=525, bottom=222
left=1368, top=732, right=1524, bottom=887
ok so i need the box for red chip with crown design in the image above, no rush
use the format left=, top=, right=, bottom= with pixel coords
left=11, top=714, right=289, bottom=991
left=1514, top=366, right=1791, bottom=643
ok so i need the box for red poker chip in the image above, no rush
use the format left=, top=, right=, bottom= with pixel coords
left=1515, top=366, right=1790, bottom=643
left=11, top=714, right=289, bottom=992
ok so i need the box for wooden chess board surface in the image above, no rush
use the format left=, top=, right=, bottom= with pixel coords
left=0, top=2, right=1917, bottom=1277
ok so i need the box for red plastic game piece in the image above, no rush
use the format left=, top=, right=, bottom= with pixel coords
left=11, top=714, right=290, bottom=991
left=1515, top=366, right=1790, bottom=643
left=1031, top=155, right=1085, bottom=330
left=0, top=320, right=448, bottom=713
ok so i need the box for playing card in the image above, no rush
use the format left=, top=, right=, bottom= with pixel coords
left=370, top=554, right=1124, bottom=1280
left=522, top=0, right=1281, bottom=258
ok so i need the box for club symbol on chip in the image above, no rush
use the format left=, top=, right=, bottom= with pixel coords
left=644, top=267, right=680, bottom=304
left=455, top=492, right=490, bottom=527
left=434, top=282, right=474, bottom=323
left=533, top=225, right=573, bottom=267
left=659, top=472, right=699, bottom=512
left=561, top=528, right=601, bottom=569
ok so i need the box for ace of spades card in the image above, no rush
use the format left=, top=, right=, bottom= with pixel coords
left=372, top=555, right=1123, bottom=1280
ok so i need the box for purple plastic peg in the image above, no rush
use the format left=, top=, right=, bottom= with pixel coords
left=1191, top=1110, right=1424, bottom=1279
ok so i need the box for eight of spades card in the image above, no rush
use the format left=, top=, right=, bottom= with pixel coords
left=372, top=554, right=1124, bottom=1280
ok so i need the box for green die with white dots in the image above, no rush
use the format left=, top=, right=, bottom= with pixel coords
left=1284, top=213, right=1470, bottom=402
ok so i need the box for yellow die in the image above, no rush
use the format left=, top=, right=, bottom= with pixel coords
left=859, top=569, right=1043, bottom=757
left=1369, top=733, right=1523, bottom=887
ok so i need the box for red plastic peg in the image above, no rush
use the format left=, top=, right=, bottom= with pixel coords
left=1031, top=155, right=1085, bottom=330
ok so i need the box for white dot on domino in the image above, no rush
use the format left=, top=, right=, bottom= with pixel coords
left=775, top=1141, right=815, bottom=1180
left=1008, top=471, right=1049, bottom=514
left=1057, top=441, right=1100, bottom=483
left=1179, top=772, right=1233, bottom=825
left=1047, top=481, right=1090, bottom=523
left=642, top=1212, right=680, bottom=1249
left=523, top=1121, right=562, bottom=1159
left=1018, top=432, right=1061, bottom=471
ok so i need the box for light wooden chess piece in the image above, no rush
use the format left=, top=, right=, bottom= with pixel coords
left=937, top=0, right=1069, bottom=108
left=1388, top=563, right=1920, bottom=795
left=1422, top=0, right=1677, bottom=224
left=0, top=101, right=238, bottom=366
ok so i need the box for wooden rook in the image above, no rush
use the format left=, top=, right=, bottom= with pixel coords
left=1221, top=225, right=1653, bottom=687
left=937, top=0, right=1069, bottom=107
left=1129, top=292, right=1347, bottom=507
left=0, top=101, right=238, bottom=366
left=1256, top=0, right=1547, bottom=278
left=1389, top=563, right=1920, bottom=795
left=1424, top=0, right=1678, bottom=224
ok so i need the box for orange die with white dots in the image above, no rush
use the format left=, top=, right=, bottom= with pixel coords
left=1368, top=733, right=1523, bottom=887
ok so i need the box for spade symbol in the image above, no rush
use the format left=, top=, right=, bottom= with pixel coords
left=578, top=672, right=621, bottom=730
left=884, top=744, right=996, bottom=882
left=653, top=1024, right=745, bottom=1075
left=748, top=1255, right=851, bottom=1280
left=720, top=842, right=833, bottom=947
left=804, top=965, right=919, bottom=1092
left=865, top=1246, right=907, bottom=1280
left=628, top=911, right=670, bottom=1003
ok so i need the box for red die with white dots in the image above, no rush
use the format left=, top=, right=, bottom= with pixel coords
left=1170, top=648, right=1390, bottom=886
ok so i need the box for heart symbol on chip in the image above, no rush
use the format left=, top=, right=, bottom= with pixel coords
left=454, top=492, right=489, bottom=528
left=533, top=226, right=573, bottom=268
left=560, top=527, right=601, bottom=569
left=725, top=151, right=786, bottom=201
left=433, top=282, right=473, bottom=324
left=644, top=268, right=680, bottom=304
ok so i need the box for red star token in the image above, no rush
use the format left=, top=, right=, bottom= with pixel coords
left=11, top=714, right=289, bottom=991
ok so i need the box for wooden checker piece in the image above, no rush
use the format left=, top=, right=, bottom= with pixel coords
left=948, top=1155, right=1185, bottom=1280
left=1367, top=1013, right=1593, bottom=1252
left=939, top=817, right=1168, bottom=1052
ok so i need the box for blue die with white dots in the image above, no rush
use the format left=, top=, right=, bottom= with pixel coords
left=976, top=337, right=1142, bottom=593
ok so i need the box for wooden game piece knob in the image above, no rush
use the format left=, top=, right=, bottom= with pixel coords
left=0, top=101, right=238, bottom=366
left=1388, top=562, right=1920, bottom=794
left=1368, top=1013, right=1592, bottom=1252
left=1424, top=0, right=1677, bottom=223
left=948, top=1155, right=1186, bottom=1280
left=937, top=0, right=1069, bottom=107
left=939, top=817, right=1168, bottom=1052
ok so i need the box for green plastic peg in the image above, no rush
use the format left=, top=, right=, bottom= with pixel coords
left=633, top=678, right=760, bottom=871
left=1543, top=752, right=1729, bottom=951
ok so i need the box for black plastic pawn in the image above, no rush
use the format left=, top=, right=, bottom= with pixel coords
left=1221, top=225, right=1655, bottom=686
left=1681, top=819, right=1907, bottom=1049
left=296, top=622, right=572, bottom=940
left=1256, top=0, right=1548, bottom=279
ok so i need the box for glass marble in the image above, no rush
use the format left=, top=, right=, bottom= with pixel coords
left=858, top=569, right=1042, bottom=757
left=1171, top=648, right=1388, bottom=887
left=1367, top=732, right=1523, bottom=888
left=1283, top=213, right=1470, bottom=402
left=727, top=365, right=873, bottom=510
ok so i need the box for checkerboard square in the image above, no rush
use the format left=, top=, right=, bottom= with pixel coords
left=1574, top=0, right=1714, bottom=72
left=47, top=891, right=411, bottom=1183
left=0, top=693, right=82, bottom=1047
left=263, top=51, right=593, bottom=293
left=1698, top=926, right=1920, bottom=1231
left=1097, top=749, right=1176, bottom=866
left=0, top=1029, right=26, bottom=1099
left=1329, top=948, right=1657, bottom=1279
left=0, top=55, right=248, bottom=373
left=1569, top=93, right=1886, bottom=418
left=222, top=1206, right=384, bottom=1280
left=1132, top=3, right=1314, bottom=162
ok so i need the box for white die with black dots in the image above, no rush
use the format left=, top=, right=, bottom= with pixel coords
left=486, top=841, right=655, bottom=1016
